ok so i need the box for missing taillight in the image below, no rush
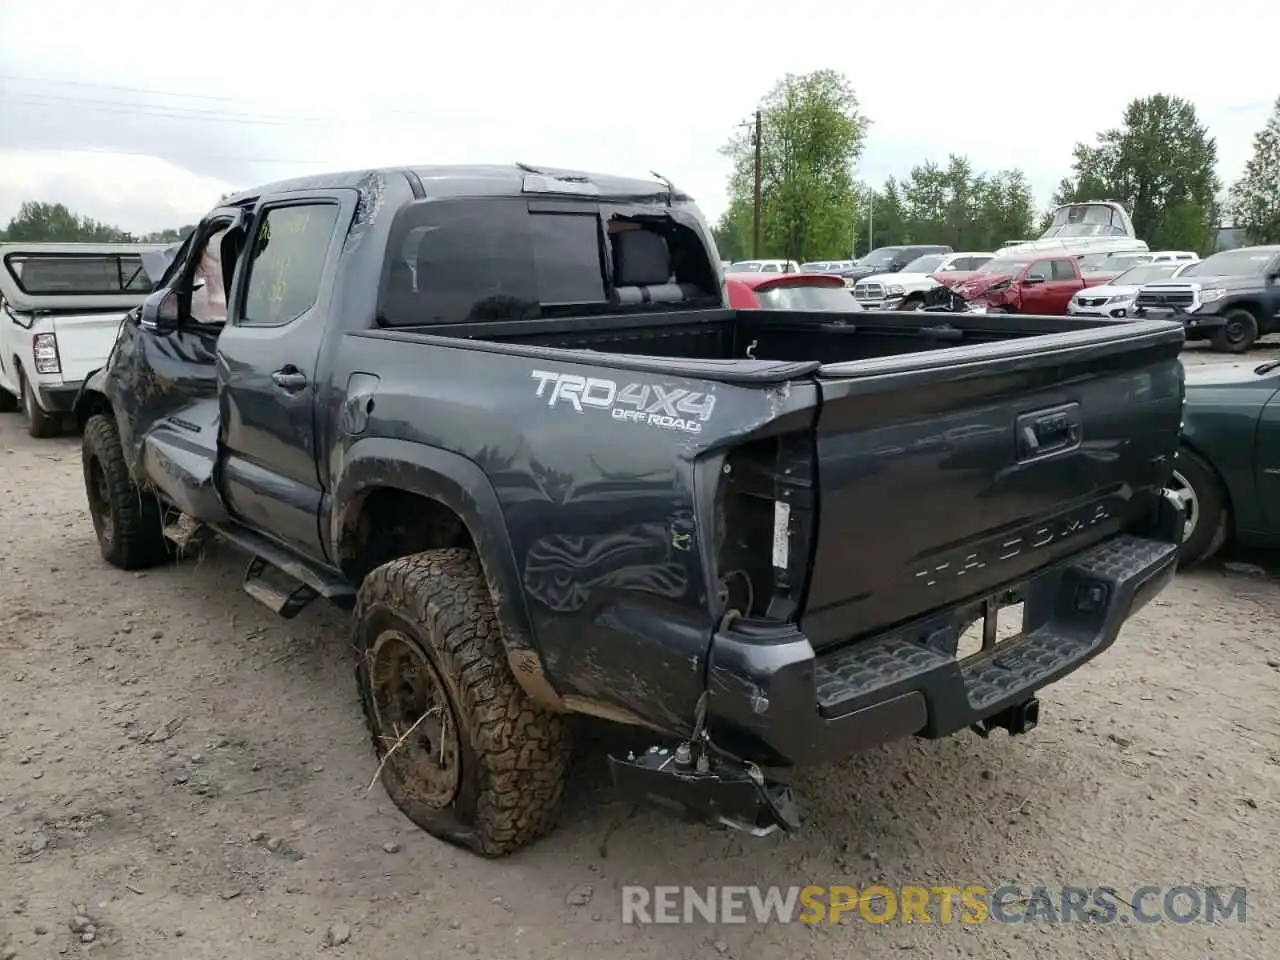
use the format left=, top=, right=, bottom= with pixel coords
left=714, top=434, right=815, bottom=621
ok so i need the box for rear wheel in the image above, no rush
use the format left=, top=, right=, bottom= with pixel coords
left=1210, top=309, right=1258, bottom=353
left=355, top=548, right=572, bottom=857
left=1170, top=446, right=1229, bottom=567
left=19, top=370, right=62, bottom=438
left=81, top=413, right=173, bottom=569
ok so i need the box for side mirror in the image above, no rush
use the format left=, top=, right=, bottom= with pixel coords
left=140, top=288, right=180, bottom=332
left=1023, top=275, right=1046, bottom=285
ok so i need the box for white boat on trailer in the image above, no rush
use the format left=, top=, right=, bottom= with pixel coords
left=996, top=201, right=1149, bottom=259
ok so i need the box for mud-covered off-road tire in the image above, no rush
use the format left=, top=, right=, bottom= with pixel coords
left=81, top=413, right=174, bottom=570
left=355, top=548, right=572, bottom=857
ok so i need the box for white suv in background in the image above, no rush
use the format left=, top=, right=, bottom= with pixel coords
left=0, top=242, right=170, bottom=437
left=853, top=251, right=995, bottom=310
left=726, top=259, right=801, bottom=274
left=1068, top=260, right=1195, bottom=319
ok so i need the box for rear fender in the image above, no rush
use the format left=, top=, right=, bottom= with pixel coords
left=73, top=367, right=108, bottom=427
left=331, top=438, right=559, bottom=707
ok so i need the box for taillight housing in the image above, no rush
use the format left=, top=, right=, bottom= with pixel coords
left=713, top=433, right=816, bottom=622
left=33, top=332, right=61, bottom=375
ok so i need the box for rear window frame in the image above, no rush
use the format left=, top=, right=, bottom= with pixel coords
left=2, top=251, right=155, bottom=296
left=377, top=197, right=719, bottom=327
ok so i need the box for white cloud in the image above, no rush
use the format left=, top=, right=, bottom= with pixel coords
left=0, top=151, right=231, bottom=235
left=0, top=0, right=1276, bottom=234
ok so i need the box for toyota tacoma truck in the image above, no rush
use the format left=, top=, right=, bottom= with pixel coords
left=1133, top=245, right=1280, bottom=353
left=74, top=163, right=1186, bottom=856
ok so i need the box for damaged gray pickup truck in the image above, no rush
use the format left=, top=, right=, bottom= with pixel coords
left=75, top=163, right=1187, bottom=856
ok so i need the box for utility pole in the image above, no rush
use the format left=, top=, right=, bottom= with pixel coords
left=752, top=109, right=763, bottom=259
left=867, top=192, right=874, bottom=255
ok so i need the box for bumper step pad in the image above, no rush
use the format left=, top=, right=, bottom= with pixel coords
left=814, top=535, right=1177, bottom=730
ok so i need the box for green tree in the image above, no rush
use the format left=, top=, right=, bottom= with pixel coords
left=1228, top=96, right=1280, bottom=245
left=977, top=169, right=1037, bottom=248
left=142, top=225, right=197, bottom=243
left=894, top=157, right=1036, bottom=251
left=860, top=179, right=907, bottom=255
left=720, top=70, right=870, bottom=262
left=1054, top=94, right=1221, bottom=253
left=710, top=200, right=753, bottom=262
left=3, top=201, right=133, bottom=242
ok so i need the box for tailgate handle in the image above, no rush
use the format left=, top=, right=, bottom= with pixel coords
left=1017, top=404, right=1081, bottom=460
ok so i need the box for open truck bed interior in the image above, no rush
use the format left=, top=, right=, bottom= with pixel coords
left=363, top=308, right=1179, bottom=381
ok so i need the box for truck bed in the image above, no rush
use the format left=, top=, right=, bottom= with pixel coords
left=360, top=308, right=1184, bottom=648
left=384, top=307, right=1133, bottom=372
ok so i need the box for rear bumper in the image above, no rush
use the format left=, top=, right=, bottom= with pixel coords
left=35, top=380, right=83, bottom=413
left=706, top=492, right=1183, bottom=767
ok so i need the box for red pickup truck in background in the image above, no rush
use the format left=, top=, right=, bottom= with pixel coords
left=949, top=254, right=1111, bottom=315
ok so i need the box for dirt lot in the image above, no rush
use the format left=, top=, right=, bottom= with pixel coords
left=2, top=344, right=1279, bottom=960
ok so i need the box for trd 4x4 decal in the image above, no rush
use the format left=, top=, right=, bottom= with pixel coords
left=531, top=369, right=716, bottom=434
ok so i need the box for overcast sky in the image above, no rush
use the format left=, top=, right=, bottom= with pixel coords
left=1, top=0, right=1276, bottom=236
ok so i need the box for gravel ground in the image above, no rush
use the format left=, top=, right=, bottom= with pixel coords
left=2, top=345, right=1279, bottom=960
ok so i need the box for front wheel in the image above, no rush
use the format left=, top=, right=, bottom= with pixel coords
left=1210, top=309, right=1259, bottom=354
left=355, top=548, right=572, bottom=857
left=20, top=371, right=62, bottom=438
left=1170, top=446, right=1229, bottom=567
left=81, top=414, right=174, bottom=569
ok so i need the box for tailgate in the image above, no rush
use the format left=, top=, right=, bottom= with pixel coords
left=801, top=320, right=1184, bottom=648
left=51, top=312, right=127, bottom=382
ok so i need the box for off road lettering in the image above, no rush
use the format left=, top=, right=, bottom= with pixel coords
left=531, top=369, right=715, bottom=434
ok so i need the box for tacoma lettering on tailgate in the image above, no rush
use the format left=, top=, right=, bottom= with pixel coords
left=530, top=370, right=716, bottom=434
left=913, top=502, right=1113, bottom=587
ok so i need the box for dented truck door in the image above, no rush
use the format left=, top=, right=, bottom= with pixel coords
left=103, top=208, right=248, bottom=521
left=215, top=191, right=354, bottom=563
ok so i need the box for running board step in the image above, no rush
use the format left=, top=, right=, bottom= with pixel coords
left=162, top=514, right=210, bottom=554
left=209, top=521, right=356, bottom=619
left=243, top=556, right=319, bottom=619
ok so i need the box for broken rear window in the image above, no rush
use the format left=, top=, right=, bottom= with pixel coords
left=378, top=198, right=715, bottom=326
left=3, top=253, right=155, bottom=295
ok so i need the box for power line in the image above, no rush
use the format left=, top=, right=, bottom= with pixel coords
left=0, top=72, right=301, bottom=106
left=4, top=92, right=338, bottom=127
left=3, top=142, right=333, bottom=166
left=0, top=72, right=448, bottom=124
